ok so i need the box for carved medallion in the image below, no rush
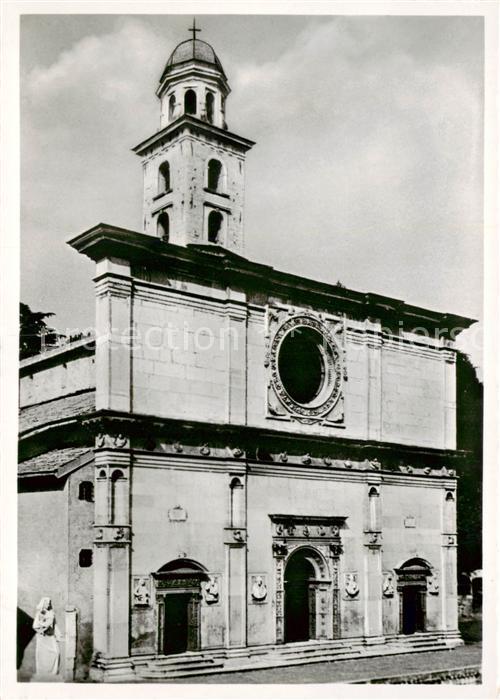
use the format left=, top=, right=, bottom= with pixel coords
left=382, top=572, right=395, bottom=597
left=133, top=576, right=151, bottom=606
left=267, top=313, right=344, bottom=423
left=203, top=576, right=221, bottom=604
left=344, top=572, right=359, bottom=598
left=250, top=575, right=268, bottom=603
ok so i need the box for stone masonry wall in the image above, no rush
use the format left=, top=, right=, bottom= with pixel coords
left=128, top=275, right=454, bottom=450
left=141, top=132, right=246, bottom=253
left=20, top=352, right=95, bottom=408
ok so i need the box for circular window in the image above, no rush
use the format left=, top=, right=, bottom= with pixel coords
left=278, top=327, right=327, bottom=406
left=270, top=316, right=341, bottom=418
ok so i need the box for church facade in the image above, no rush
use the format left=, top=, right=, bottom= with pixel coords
left=18, top=31, right=475, bottom=682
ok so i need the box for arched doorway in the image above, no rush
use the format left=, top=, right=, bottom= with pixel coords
left=395, top=558, right=431, bottom=635
left=153, top=559, right=208, bottom=655
left=284, top=549, right=317, bottom=643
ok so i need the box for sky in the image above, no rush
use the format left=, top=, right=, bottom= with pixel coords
left=20, top=13, right=484, bottom=369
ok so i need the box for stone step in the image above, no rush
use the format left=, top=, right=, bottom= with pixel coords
left=137, top=660, right=225, bottom=680
left=145, top=656, right=217, bottom=669
left=274, top=646, right=359, bottom=660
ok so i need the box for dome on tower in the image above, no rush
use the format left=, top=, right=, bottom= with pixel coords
left=160, top=39, right=227, bottom=81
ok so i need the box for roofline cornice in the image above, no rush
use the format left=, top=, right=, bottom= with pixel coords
left=67, top=224, right=476, bottom=336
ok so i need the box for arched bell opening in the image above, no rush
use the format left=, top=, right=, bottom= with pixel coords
left=152, top=559, right=209, bottom=655
left=184, top=89, right=197, bottom=116
left=283, top=547, right=328, bottom=643
left=395, top=558, right=432, bottom=635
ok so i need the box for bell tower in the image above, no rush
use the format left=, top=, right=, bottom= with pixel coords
left=132, top=21, right=255, bottom=254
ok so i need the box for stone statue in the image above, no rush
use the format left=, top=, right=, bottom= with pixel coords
left=133, top=577, right=150, bottom=606
left=204, top=577, right=219, bottom=604
left=32, top=597, right=62, bottom=676
left=251, top=576, right=267, bottom=601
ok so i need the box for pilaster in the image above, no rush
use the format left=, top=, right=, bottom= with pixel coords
left=363, top=477, right=384, bottom=641
left=366, top=320, right=382, bottom=441
left=94, top=258, right=132, bottom=413
left=224, top=473, right=247, bottom=648
left=440, top=483, right=458, bottom=632
left=225, top=296, right=248, bottom=425
left=92, top=435, right=132, bottom=659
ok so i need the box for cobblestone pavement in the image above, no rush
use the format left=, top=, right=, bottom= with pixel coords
left=173, top=644, right=482, bottom=684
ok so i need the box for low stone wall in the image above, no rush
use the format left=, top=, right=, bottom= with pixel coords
left=355, top=665, right=481, bottom=684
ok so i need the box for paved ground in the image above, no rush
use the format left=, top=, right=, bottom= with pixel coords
left=173, top=644, right=482, bottom=684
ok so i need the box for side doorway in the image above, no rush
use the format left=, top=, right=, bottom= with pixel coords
left=153, top=559, right=207, bottom=655
left=395, top=558, right=431, bottom=635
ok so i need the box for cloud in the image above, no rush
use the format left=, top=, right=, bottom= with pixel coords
left=20, top=16, right=483, bottom=364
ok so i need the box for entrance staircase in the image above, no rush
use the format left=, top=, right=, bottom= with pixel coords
left=133, top=652, right=226, bottom=680
left=95, top=632, right=463, bottom=681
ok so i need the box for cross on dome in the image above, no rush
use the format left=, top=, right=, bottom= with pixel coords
left=188, top=18, right=201, bottom=41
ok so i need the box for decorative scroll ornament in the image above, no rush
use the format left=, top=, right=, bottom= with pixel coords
left=200, top=444, right=211, bottom=456
left=114, top=527, right=126, bottom=541
left=329, top=543, right=343, bottom=557
left=345, top=573, right=359, bottom=598
left=382, top=572, right=395, bottom=597
left=203, top=576, right=219, bottom=604
left=251, top=575, right=268, bottom=602
left=273, top=542, right=288, bottom=557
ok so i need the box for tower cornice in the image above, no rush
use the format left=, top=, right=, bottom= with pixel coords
left=132, top=115, right=255, bottom=157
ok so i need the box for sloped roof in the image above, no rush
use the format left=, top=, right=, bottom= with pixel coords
left=19, top=390, right=95, bottom=435
left=18, top=447, right=92, bottom=477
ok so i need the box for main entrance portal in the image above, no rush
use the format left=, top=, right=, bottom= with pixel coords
left=153, top=559, right=208, bottom=655
left=284, top=550, right=316, bottom=643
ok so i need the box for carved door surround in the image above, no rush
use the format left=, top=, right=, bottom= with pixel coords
left=270, top=515, right=346, bottom=644
left=152, top=559, right=209, bottom=655
left=395, top=558, right=433, bottom=635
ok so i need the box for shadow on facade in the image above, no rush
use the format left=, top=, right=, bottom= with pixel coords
left=17, top=606, right=35, bottom=669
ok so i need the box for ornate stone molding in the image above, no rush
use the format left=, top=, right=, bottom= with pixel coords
left=224, top=527, right=247, bottom=545
left=364, top=530, right=383, bottom=548
left=94, top=525, right=131, bottom=544
left=95, top=433, right=130, bottom=450
left=265, top=308, right=345, bottom=426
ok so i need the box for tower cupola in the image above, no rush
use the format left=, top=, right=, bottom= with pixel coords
left=133, top=21, right=254, bottom=254
left=157, top=23, right=230, bottom=130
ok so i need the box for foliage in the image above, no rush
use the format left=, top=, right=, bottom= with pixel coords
left=455, top=350, right=483, bottom=574
left=19, top=303, right=60, bottom=359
